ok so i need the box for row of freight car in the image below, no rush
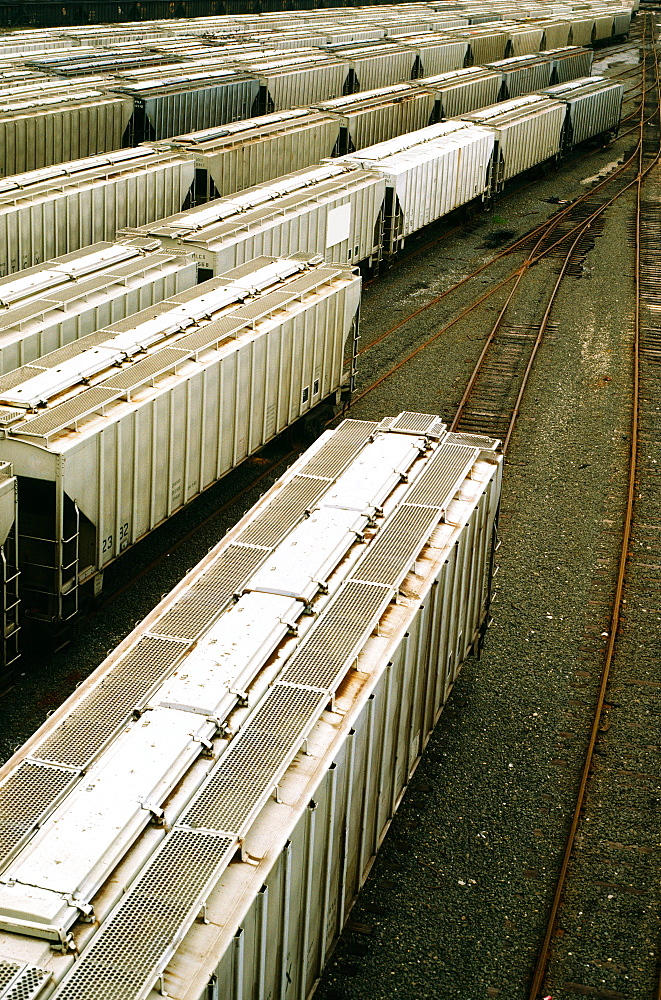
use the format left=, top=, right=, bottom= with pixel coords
left=0, top=46, right=595, bottom=177
left=0, top=2, right=633, bottom=172
left=0, top=73, right=623, bottom=663
left=0, top=411, right=504, bottom=1000
left=0, top=53, right=615, bottom=280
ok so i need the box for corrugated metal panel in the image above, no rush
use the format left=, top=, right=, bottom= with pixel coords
left=538, top=20, right=572, bottom=49
left=164, top=111, right=339, bottom=197
left=487, top=55, right=553, bottom=99
left=568, top=18, right=594, bottom=46
left=549, top=46, right=594, bottom=84
left=507, top=25, right=544, bottom=56
left=253, top=59, right=349, bottom=111
left=0, top=94, right=134, bottom=176
left=136, top=77, right=260, bottom=140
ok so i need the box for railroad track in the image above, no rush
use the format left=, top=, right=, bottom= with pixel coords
left=525, top=18, right=661, bottom=999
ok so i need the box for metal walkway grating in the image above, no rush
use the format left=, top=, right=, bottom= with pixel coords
left=0, top=761, right=77, bottom=873
left=351, top=504, right=441, bottom=587
left=100, top=348, right=188, bottom=392
left=32, top=636, right=189, bottom=769
left=1, top=965, right=50, bottom=1000
left=14, top=388, right=117, bottom=437
left=235, top=476, right=330, bottom=548
left=180, top=685, right=328, bottom=837
left=0, top=964, right=19, bottom=994
left=389, top=411, right=445, bottom=436
left=298, top=419, right=379, bottom=479
left=279, top=581, right=392, bottom=692
left=403, top=443, right=477, bottom=509
left=150, top=544, right=268, bottom=641
left=52, top=830, right=235, bottom=1000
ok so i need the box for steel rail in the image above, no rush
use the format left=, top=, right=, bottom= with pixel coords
left=527, top=15, right=660, bottom=997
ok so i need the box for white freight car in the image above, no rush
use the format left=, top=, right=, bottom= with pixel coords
left=111, top=66, right=261, bottom=143
left=415, top=65, right=502, bottom=118
left=541, top=75, right=624, bottom=147
left=122, top=163, right=386, bottom=272
left=0, top=238, right=197, bottom=374
left=0, top=461, right=18, bottom=671
left=393, top=32, right=470, bottom=76
left=238, top=53, right=350, bottom=114
left=547, top=45, right=594, bottom=84
left=0, top=412, right=502, bottom=1000
left=486, top=52, right=554, bottom=100
left=155, top=109, right=340, bottom=201
left=338, top=120, right=495, bottom=256
left=326, top=40, right=417, bottom=92
left=315, top=83, right=438, bottom=155
left=0, top=254, right=361, bottom=624
left=0, top=147, right=195, bottom=276
left=454, top=93, right=566, bottom=188
left=0, top=87, right=134, bottom=176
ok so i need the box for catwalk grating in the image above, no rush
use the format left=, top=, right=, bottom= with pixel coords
left=14, top=388, right=118, bottom=437
left=389, top=411, right=445, bottom=436
left=150, top=543, right=269, bottom=641
left=51, top=830, right=235, bottom=1000
left=0, top=761, right=77, bottom=873
left=0, top=367, right=44, bottom=394
left=100, top=348, right=189, bottom=392
left=180, top=685, right=328, bottom=836
left=1, top=966, right=49, bottom=1000
left=298, top=420, right=379, bottom=479
left=351, top=504, right=441, bottom=587
left=34, top=332, right=113, bottom=369
left=0, top=964, right=19, bottom=994
left=279, top=581, right=392, bottom=692
left=174, top=317, right=245, bottom=353
left=403, top=443, right=478, bottom=509
left=32, top=636, right=189, bottom=768
left=235, top=475, right=331, bottom=548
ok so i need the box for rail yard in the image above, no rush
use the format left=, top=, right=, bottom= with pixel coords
left=0, top=2, right=658, bottom=999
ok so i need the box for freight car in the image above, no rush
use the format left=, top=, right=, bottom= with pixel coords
left=0, top=412, right=502, bottom=1000
left=0, top=253, right=360, bottom=627
left=0, top=146, right=195, bottom=276
left=0, top=237, right=198, bottom=373
left=124, top=76, right=623, bottom=275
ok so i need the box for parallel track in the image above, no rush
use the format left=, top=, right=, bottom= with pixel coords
left=526, top=17, right=661, bottom=999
